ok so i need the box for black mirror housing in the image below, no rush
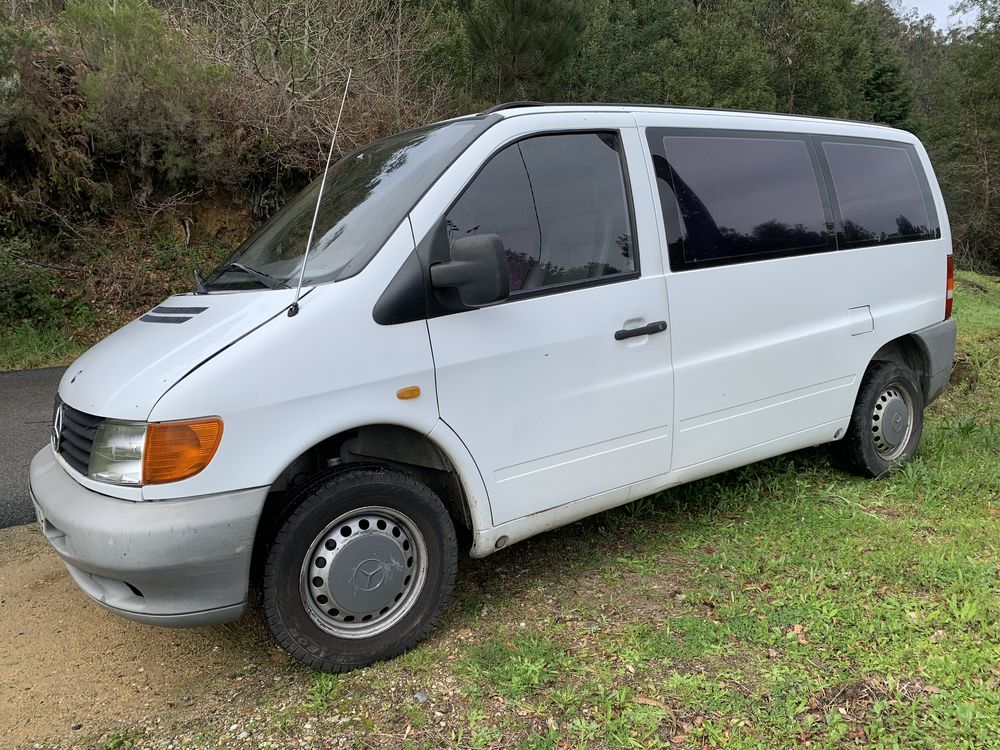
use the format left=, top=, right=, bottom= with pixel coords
left=430, top=234, right=510, bottom=307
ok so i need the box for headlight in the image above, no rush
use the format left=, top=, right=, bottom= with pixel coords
left=87, top=417, right=224, bottom=486
left=89, top=421, right=146, bottom=485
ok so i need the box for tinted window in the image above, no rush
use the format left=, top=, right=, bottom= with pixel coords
left=446, top=132, right=635, bottom=293
left=444, top=143, right=540, bottom=292
left=650, top=133, right=832, bottom=269
left=822, top=141, right=935, bottom=247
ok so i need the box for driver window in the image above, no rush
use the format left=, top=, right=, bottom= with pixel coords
left=445, top=132, right=636, bottom=294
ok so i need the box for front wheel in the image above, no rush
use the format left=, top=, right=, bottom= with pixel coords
left=261, top=465, right=457, bottom=672
left=834, top=361, right=925, bottom=478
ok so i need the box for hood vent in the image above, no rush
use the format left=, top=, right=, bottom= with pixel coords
left=139, top=305, right=208, bottom=324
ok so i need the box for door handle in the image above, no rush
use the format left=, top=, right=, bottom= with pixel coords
left=614, top=320, right=668, bottom=341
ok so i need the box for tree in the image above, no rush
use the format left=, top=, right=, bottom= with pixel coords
left=463, top=0, right=584, bottom=102
left=751, top=0, right=876, bottom=119
left=854, top=3, right=915, bottom=128
left=924, top=2, right=1000, bottom=271
left=554, top=0, right=775, bottom=109
left=863, top=39, right=914, bottom=127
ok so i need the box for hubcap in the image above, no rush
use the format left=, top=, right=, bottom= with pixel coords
left=300, top=507, right=427, bottom=639
left=871, top=383, right=913, bottom=461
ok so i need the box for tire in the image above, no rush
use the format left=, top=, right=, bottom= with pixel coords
left=261, top=465, right=457, bottom=672
left=834, top=361, right=925, bottom=478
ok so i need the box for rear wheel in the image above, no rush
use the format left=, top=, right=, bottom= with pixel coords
left=261, top=465, right=457, bottom=672
left=834, top=361, right=924, bottom=477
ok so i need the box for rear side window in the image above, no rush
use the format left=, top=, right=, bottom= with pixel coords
left=445, top=132, right=636, bottom=294
left=821, top=140, right=938, bottom=247
left=648, top=131, right=833, bottom=270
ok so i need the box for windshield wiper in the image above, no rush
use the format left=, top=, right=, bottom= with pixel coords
left=213, top=262, right=290, bottom=290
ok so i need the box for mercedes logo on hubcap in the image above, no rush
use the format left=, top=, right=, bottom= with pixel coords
left=353, top=559, right=387, bottom=592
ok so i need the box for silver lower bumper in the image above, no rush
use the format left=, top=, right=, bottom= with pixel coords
left=28, top=446, right=268, bottom=627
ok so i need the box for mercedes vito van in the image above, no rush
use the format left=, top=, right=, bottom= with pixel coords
left=29, top=103, right=956, bottom=672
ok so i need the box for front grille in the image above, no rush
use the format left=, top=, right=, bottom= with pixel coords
left=55, top=399, right=104, bottom=476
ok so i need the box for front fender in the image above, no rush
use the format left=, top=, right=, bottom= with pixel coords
left=144, top=229, right=438, bottom=500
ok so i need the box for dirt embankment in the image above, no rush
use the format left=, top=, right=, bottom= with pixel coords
left=0, top=524, right=287, bottom=749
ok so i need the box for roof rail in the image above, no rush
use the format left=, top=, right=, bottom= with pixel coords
left=473, top=101, right=891, bottom=130
left=480, top=100, right=547, bottom=114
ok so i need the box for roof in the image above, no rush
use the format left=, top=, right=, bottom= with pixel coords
left=480, top=101, right=907, bottom=138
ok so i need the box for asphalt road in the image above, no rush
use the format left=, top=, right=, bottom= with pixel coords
left=0, top=367, right=64, bottom=528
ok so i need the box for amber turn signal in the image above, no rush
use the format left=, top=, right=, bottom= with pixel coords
left=396, top=386, right=421, bottom=400
left=143, top=418, right=224, bottom=484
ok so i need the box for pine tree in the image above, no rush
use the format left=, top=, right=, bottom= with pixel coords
left=463, top=0, right=585, bottom=101
left=864, top=41, right=914, bottom=127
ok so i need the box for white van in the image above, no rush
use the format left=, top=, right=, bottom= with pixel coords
left=29, top=103, right=956, bottom=672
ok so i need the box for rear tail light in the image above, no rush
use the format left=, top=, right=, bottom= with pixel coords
left=945, top=254, right=955, bottom=319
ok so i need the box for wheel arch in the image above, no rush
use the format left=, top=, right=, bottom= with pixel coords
left=249, top=423, right=485, bottom=587
left=870, top=334, right=932, bottom=400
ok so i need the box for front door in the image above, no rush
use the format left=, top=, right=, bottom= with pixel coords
left=426, top=124, right=674, bottom=526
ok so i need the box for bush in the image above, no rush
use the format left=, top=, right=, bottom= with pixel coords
left=0, top=239, right=64, bottom=327
left=0, top=20, right=108, bottom=227
left=61, top=0, right=231, bottom=201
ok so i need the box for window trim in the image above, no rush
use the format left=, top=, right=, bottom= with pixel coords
left=435, top=129, right=642, bottom=305
left=647, top=127, right=838, bottom=273
left=813, top=135, right=941, bottom=250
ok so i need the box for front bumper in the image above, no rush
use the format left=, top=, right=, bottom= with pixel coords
left=28, top=446, right=268, bottom=627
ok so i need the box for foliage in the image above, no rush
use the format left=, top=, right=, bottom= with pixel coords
left=60, top=0, right=230, bottom=201
left=555, top=0, right=694, bottom=104
left=1, top=0, right=459, bottom=232
left=0, top=20, right=108, bottom=226
left=531, top=0, right=918, bottom=121
left=553, top=0, right=777, bottom=109
left=463, top=0, right=585, bottom=102
left=859, top=4, right=916, bottom=128
left=0, top=320, right=85, bottom=370
left=1, top=0, right=1000, bottom=357
left=0, top=238, right=64, bottom=326
left=922, top=2, right=1000, bottom=273
left=0, top=237, right=90, bottom=370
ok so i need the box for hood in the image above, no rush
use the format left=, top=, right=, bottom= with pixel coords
left=59, top=290, right=294, bottom=420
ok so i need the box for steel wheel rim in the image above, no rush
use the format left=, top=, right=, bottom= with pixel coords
left=300, top=505, right=428, bottom=640
left=870, top=381, right=914, bottom=461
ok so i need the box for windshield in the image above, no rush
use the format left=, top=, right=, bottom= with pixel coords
left=205, top=119, right=483, bottom=290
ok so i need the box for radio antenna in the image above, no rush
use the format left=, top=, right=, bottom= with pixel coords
left=288, top=67, right=352, bottom=317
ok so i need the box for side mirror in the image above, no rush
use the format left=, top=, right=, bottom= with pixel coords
left=430, top=234, right=509, bottom=307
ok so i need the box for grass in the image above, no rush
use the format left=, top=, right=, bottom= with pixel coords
left=102, top=729, right=144, bottom=750
left=39, top=271, right=1000, bottom=749
left=0, top=321, right=87, bottom=371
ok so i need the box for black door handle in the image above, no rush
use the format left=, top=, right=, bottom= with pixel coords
left=614, top=320, right=668, bottom=341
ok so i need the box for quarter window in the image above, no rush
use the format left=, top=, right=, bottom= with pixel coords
left=821, top=141, right=936, bottom=247
left=652, top=133, right=831, bottom=269
left=445, top=132, right=636, bottom=294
